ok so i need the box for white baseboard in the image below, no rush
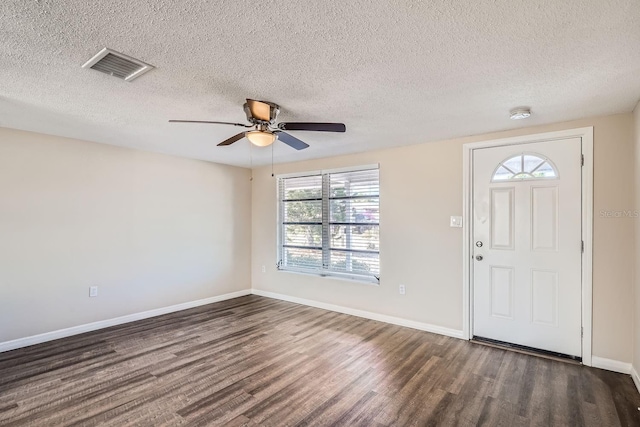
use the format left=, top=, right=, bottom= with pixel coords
left=591, top=356, right=632, bottom=374
left=632, top=366, right=640, bottom=395
left=0, top=289, right=251, bottom=353
left=251, top=289, right=464, bottom=339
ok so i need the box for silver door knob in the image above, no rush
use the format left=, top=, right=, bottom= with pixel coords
left=475, top=255, right=483, bottom=261
left=475, top=241, right=483, bottom=247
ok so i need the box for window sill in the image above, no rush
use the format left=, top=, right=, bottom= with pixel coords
left=277, top=268, right=380, bottom=286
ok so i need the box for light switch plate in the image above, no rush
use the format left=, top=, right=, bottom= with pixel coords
left=450, top=216, right=463, bottom=228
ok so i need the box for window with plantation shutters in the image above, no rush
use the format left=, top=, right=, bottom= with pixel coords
left=278, top=165, right=380, bottom=283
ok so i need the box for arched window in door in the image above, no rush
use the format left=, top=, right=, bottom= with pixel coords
left=492, top=153, right=558, bottom=182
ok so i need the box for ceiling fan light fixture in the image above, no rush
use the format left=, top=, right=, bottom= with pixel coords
left=247, top=130, right=276, bottom=147
left=510, top=107, right=531, bottom=120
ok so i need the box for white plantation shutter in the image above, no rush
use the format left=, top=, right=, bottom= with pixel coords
left=279, top=174, right=323, bottom=270
left=278, top=165, right=380, bottom=282
left=327, top=168, right=380, bottom=276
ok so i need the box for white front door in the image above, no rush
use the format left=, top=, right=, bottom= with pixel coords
left=472, top=138, right=582, bottom=358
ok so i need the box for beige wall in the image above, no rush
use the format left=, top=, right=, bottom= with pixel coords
left=634, top=101, right=640, bottom=374
left=252, top=113, right=635, bottom=363
left=0, top=127, right=252, bottom=343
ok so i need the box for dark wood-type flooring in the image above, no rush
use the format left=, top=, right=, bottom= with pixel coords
left=1, top=295, right=639, bottom=426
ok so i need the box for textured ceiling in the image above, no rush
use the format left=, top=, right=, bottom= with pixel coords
left=1, top=0, right=639, bottom=167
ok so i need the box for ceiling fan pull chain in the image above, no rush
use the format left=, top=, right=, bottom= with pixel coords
left=250, top=143, right=254, bottom=181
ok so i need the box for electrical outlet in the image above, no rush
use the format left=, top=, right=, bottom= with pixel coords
left=262, top=265, right=266, bottom=273
left=399, top=285, right=406, bottom=295
left=450, top=216, right=463, bottom=228
left=89, top=286, right=98, bottom=297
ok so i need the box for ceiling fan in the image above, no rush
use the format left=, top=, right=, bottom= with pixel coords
left=169, top=99, right=346, bottom=150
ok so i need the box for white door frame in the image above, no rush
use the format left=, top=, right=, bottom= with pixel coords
left=462, top=127, right=594, bottom=366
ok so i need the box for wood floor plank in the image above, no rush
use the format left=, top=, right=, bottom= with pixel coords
left=1, top=295, right=639, bottom=426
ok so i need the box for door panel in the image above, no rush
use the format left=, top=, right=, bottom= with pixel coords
left=531, top=186, right=558, bottom=251
left=490, top=188, right=514, bottom=250
left=472, top=138, right=582, bottom=357
left=490, top=266, right=514, bottom=319
left=530, top=269, right=558, bottom=327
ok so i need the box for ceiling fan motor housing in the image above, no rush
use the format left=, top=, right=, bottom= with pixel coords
left=243, top=101, right=280, bottom=125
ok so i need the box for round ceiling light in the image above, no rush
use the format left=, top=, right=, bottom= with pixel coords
left=510, top=108, right=531, bottom=120
left=246, top=130, right=276, bottom=147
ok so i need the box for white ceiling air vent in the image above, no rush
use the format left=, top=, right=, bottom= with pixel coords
left=82, top=48, right=154, bottom=82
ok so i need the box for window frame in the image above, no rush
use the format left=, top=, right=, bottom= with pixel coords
left=276, top=164, right=380, bottom=284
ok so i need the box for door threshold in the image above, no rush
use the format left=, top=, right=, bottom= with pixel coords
left=472, top=336, right=582, bottom=365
